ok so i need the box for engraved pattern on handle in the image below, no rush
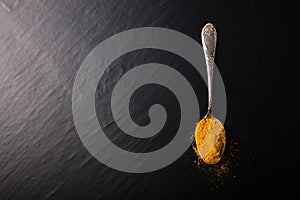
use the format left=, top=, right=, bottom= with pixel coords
left=201, top=23, right=217, bottom=114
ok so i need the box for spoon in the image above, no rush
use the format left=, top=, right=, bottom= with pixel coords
left=194, top=23, right=226, bottom=165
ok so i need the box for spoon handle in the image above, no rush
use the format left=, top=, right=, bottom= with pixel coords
left=201, top=23, right=217, bottom=114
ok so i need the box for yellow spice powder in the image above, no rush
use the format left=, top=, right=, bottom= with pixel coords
left=194, top=114, right=226, bottom=164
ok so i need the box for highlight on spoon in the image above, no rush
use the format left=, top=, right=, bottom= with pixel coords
left=193, top=23, right=226, bottom=165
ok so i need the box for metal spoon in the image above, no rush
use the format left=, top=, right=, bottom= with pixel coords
left=194, top=23, right=226, bottom=165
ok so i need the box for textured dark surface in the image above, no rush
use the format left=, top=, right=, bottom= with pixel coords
left=0, top=0, right=298, bottom=199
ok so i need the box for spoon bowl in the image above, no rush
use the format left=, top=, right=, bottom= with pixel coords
left=195, top=113, right=226, bottom=164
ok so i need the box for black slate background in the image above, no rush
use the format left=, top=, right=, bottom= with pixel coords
left=0, top=0, right=298, bottom=199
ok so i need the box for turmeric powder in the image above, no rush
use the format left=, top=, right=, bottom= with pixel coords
left=194, top=113, right=226, bottom=164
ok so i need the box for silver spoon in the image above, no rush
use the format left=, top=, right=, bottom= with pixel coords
left=194, top=23, right=226, bottom=165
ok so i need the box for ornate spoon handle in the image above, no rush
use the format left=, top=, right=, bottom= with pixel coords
left=201, top=23, right=217, bottom=114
